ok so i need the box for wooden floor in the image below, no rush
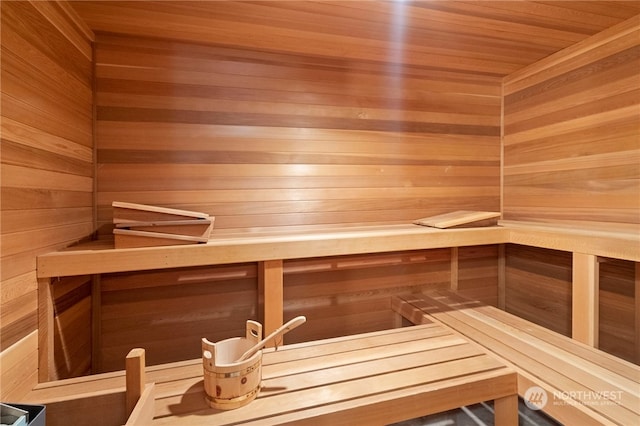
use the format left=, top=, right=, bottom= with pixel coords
left=395, top=399, right=560, bottom=426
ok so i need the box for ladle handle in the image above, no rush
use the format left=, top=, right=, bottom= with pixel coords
left=237, top=316, right=306, bottom=362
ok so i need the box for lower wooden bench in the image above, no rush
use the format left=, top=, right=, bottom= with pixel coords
left=23, top=324, right=517, bottom=426
left=150, top=323, right=517, bottom=425
left=392, top=290, right=640, bottom=426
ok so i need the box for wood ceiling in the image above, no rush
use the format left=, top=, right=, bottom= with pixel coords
left=72, top=1, right=640, bottom=77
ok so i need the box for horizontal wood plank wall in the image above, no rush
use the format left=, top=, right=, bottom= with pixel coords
left=503, top=15, right=640, bottom=224
left=52, top=276, right=93, bottom=378
left=599, top=259, right=636, bottom=363
left=90, top=27, right=502, bottom=368
left=283, top=249, right=452, bottom=344
left=93, top=33, right=501, bottom=235
left=503, top=16, right=639, bottom=363
left=506, top=245, right=639, bottom=363
left=457, top=245, right=500, bottom=306
left=96, top=248, right=501, bottom=371
left=504, top=245, right=573, bottom=336
left=0, top=1, right=94, bottom=394
left=99, top=264, right=258, bottom=372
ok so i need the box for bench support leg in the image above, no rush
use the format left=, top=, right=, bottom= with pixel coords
left=258, top=259, right=284, bottom=346
left=38, top=277, right=54, bottom=382
left=494, top=394, right=518, bottom=426
left=126, top=348, right=146, bottom=417
left=572, top=253, right=599, bottom=347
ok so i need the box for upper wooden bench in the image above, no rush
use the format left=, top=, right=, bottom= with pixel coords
left=36, top=220, right=639, bottom=278
left=392, top=290, right=640, bottom=426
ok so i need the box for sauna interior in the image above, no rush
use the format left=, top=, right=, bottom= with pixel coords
left=1, top=0, right=639, bottom=424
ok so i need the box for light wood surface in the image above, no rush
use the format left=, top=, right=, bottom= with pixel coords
left=37, top=225, right=508, bottom=278
left=36, top=221, right=639, bottom=278
left=258, top=260, right=284, bottom=343
left=113, top=228, right=209, bottom=248
left=22, top=324, right=516, bottom=426
left=112, top=201, right=210, bottom=220
left=90, top=17, right=503, bottom=237
left=148, top=324, right=517, bottom=425
left=572, top=253, right=600, bottom=347
left=4, top=0, right=640, bottom=404
left=124, top=383, right=155, bottom=426
left=502, top=220, right=640, bottom=262
left=503, top=15, right=640, bottom=225
left=125, top=348, right=146, bottom=417
left=0, top=0, right=94, bottom=397
left=394, top=291, right=640, bottom=425
left=414, top=210, right=501, bottom=228
left=34, top=220, right=638, bottom=373
left=74, top=1, right=640, bottom=76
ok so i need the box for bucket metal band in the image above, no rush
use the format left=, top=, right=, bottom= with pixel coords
left=205, top=385, right=260, bottom=405
left=210, top=359, right=260, bottom=379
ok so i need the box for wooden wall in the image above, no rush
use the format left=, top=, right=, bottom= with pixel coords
left=93, top=33, right=501, bottom=235
left=505, top=245, right=573, bottom=336
left=505, top=245, right=638, bottom=364
left=502, top=15, right=640, bottom=364
left=599, top=259, right=636, bottom=362
left=503, top=16, right=639, bottom=224
left=0, top=1, right=94, bottom=395
left=86, top=29, right=503, bottom=371
left=95, top=246, right=499, bottom=372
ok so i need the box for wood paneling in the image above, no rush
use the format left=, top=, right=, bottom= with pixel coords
left=94, top=246, right=496, bottom=372
left=0, top=0, right=94, bottom=396
left=503, top=15, right=640, bottom=224
left=74, top=1, right=640, bottom=77
left=284, top=249, right=452, bottom=343
left=99, top=264, right=258, bottom=372
left=506, top=245, right=639, bottom=364
left=599, top=259, right=636, bottom=363
left=457, top=245, right=499, bottom=306
left=93, top=32, right=501, bottom=235
left=505, top=245, right=573, bottom=336
left=502, top=15, right=639, bottom=363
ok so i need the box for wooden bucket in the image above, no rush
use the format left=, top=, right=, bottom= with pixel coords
left=201, top=320, right=263, bottom=410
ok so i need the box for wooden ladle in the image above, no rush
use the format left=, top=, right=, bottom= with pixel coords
left=236, top=316, right=306, bottom=362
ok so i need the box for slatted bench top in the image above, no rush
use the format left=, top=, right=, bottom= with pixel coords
left=393, top=291, right=640, bottom=426
left=36, top=220, right=639, bottom=278
left=144, top=323, right=517, bottom=425
left=36, top=224, right=508, bottom=277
